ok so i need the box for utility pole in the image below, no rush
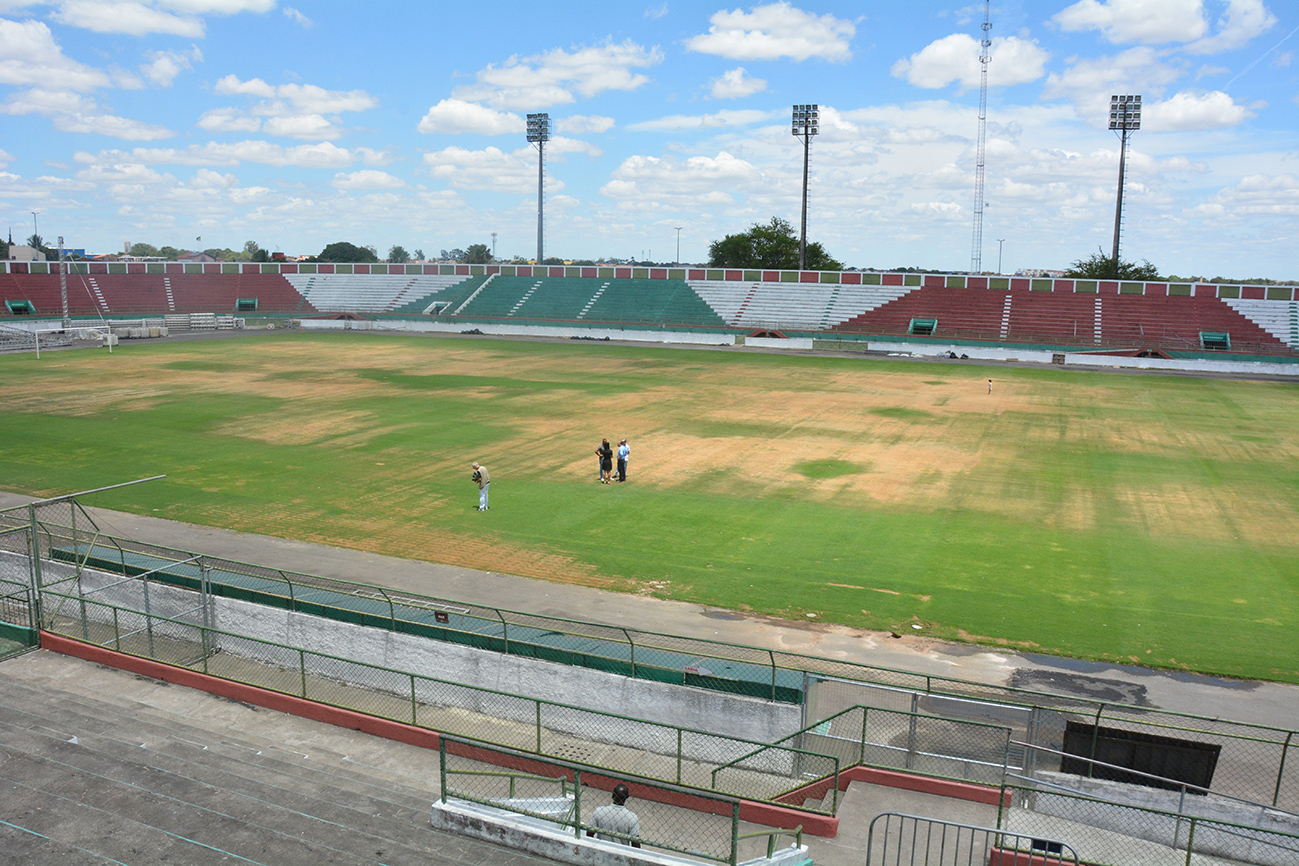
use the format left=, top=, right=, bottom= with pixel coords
left=675, top=227, right=682, bottom=265
left=491, top=232, right=497, bottom=261
left=58, top=235, right=70, bottom=329
left=996, top=238, right=1006, bottom=275
left=791, top=105, right=819, bottom=271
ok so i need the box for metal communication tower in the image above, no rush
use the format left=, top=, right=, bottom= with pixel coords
left=1109, top=94, right=1141, bottom=265
left=970, top=0, right=992, bottom=273
left=526, top=113, right=549, bottom=264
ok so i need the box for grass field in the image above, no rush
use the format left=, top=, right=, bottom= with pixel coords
left=2, top=332, right=1297, bottom=683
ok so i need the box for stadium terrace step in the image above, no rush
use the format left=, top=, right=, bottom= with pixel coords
left=0, top=651, right=540, bottom=866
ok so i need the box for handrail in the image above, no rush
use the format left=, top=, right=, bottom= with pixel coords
left=1010, top=740, right=1299, bottom=819
left=737, top=824, right=802, bottom=858
left=445, top=768, right=570, bottom=801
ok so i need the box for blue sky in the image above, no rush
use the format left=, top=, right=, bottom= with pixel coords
left=0, top=1, right=1295, bottom=278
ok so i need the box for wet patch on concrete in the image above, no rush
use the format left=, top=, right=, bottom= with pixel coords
left=1010, top=669, right=1152, bottom=707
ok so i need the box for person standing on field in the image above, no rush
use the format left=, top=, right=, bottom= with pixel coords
left=596, top=439, right=614, bottom=484
left=616, top=439, right=629, bottom=483
left=471, top=462, right=490, bottom=511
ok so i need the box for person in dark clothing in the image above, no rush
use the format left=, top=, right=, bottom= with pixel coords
left=595, top=439, right=614, bottom=484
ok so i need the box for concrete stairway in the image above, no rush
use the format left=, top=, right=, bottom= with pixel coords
left=0, top=651, right=540, bottom=866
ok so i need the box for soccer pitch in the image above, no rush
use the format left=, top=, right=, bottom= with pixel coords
left=3, top=332, right=1297, bottom=683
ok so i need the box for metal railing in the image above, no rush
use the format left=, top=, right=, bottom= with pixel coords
left=38, top=587, right=839, bottom=811
left=999, top=783, right=1299, bottom=866
left=866, top=812, right=1079, bottom=866
left=5, top=492, right=1298, bottom=815
left=439, top=735, right=804, bottom=865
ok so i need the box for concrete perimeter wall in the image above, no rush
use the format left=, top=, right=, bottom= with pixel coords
left=52, top=565, right=802, bottom=769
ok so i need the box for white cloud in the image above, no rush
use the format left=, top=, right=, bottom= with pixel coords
left=0, top=18, right=112, bottom=91
left=53, top=111, right=173, bottom=139
left=546, top=136, right=603, bottom=158
left=644, top=3, right=668, bottom=20
left=283, top=6, right=311, bottom=27
left=1, top=87, right=173, bottom=139
left=75, top=140, right=356, bottom=169
left=626, top=109, right=774, bottom=132
left=709, top=67, right=767, bottom=99
left=48, top=0, right=275, bottom=37
left=421, top=145, right=545, bottom=193
left=452, top=40, right=663, bottom=110
left=0, top=147, right=12, bottom=168
left=684, top=2, right=855, bottom=62
left=557, top=114, right=615, bottom=134
left=205, top=75, right=377, bottom=140
left=263, top=114, right=342, bottom=140
left=214, top=76, right=377, bottom=114
left=1052, top=0, right=1207, bottom=45
left=416, top=99, right=523, bottom=135
left=600, top=151, right=762, bottom=209
left=196, top=107, right=261, bottom=132
left=892, top=35, right=1049, bottom=89
left=1042, top=47, right=1186, bottom=119
left=141, top=45, right=201, bottom=87
left=1209, top=173, right=1299, bottom=215
left=1185, top=0, right=1277, bottom=53
left=1143, top=90, right=1252, bottom=129
left=332, top=170, right=406, bottom=190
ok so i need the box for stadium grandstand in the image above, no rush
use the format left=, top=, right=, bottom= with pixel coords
left=3, top=259, right=1298, bottom=362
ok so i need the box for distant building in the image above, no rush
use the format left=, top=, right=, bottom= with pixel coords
left=7, top=245, right=45, bottom=262
left=178, top=251, right=218, bottom=263
left=1015, top=268, right=1066, bottom=278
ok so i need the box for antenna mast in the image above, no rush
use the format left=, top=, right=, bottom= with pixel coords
left=970, top=0, right=992, bottom=273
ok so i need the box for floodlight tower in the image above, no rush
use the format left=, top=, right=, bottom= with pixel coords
left=526, top=113, right=550, bottom=264
left=1109, top=94, right=1141, bottom=266
left=970, top=0, right=992, bottom=273
left=58, top=235, right=69, bottom=329
left=791, top=104, right=819, bottom=271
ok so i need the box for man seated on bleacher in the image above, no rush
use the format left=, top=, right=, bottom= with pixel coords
left=587, top=783, right=641, bottom=847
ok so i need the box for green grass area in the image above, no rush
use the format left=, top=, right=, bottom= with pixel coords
left=2, top=332, right=1297, bottom=682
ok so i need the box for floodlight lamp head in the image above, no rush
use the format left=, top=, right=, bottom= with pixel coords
left=1108, top=94, right=1141, bottom=131
left=791, top=103, right=820, bottom=136
left=526, top=112, right=550, bottom=142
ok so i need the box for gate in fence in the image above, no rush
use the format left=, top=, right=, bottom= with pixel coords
left=865, top=812, right=1078, bottom=866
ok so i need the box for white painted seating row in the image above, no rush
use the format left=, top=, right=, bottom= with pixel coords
left=689, top=280, right=915, bottom=330
left=283, top=274, right=469, bottom=313
left=1225, top=298, right=1299, bottom=347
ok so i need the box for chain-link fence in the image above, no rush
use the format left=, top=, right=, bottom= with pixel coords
left=866, top=812, right=1079, bottom=866
left=0, top=527, right=37, bottom=658
left=6, top=492, right=1298, bottom=818
left=1000, top=783, right=1299, bottom=866
left=439, top=735, right=806, bottom=865
left=38, top=586, right=839, bottom=814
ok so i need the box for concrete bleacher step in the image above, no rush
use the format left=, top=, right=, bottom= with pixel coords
left=0, top=652, right=525, bottom=866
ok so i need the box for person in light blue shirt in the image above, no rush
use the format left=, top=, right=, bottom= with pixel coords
left=616, top=439, right=630, bottom=483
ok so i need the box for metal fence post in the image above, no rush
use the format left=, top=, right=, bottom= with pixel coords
left=730, top=800, right=740, bottom=866
left=200, top=624, right=209, bottom=674
left=620, top=628, right=635, bottom=678
left=535, top=701, right=542, bottom=754
left=1275, top=731, right=1292, bottom=808
left=410, top=673, right=417, bottom=725
left=573, top=770, right=582, bottom=838
left=299, top=648, right=307, bottom=698
left=768, top=651, right=776, bottom=701
left=677, top=728, right=683, bottom=785
left=906, top=694, right=919, bottom=770
left=1184, top=817, right=1197, bottom=866
left=860, top=707, right=869, bottom=766
left=112, top=607, right=120, bottom=652
left=1089, top=704, right=1106, bottom=778
left=439, top=738, right=447, bottom=804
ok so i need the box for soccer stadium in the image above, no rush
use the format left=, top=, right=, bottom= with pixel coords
left=2, top=261, right=1298, bottom=866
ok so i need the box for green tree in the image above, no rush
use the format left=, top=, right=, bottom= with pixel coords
left=129, top=242, right=159, bottom=257
left=541, top=256, right=564, bottom=265
left=413, top=248, right=425, bottom=261
left=463, top=243, right=491, bottom=264
left=1065, top=248, right=1161, bottom=281
left=158, top=245, right=185, bottom=259
left=388, top=245, right=411, bottom=263
left=315, top=241, right=379, bottom=263
left=707, top=217, right=842, bottom=270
